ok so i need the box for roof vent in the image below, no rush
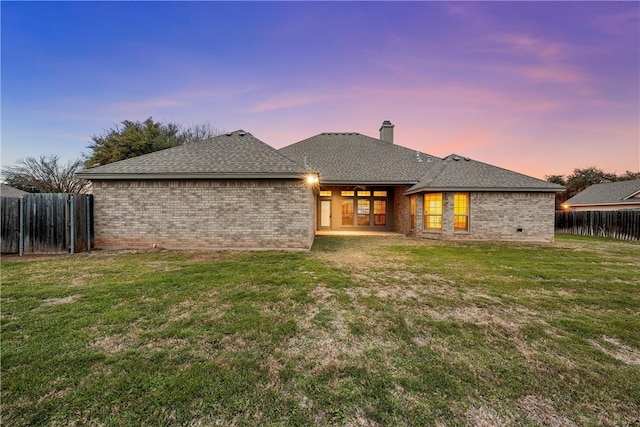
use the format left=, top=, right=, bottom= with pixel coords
left=225, top=133, right=232, bottom=137
left=464, top=157, right=470, bottom=161
left=453, top=155, right=460, bottom=161
left=416, top=152, right=423, bottom=163
left=238, top=131, right=246, bottom=137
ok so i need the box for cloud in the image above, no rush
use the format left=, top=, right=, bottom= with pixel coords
left=249, top=91, right=346, bottom=113
left=496, top=63, right=588, bottom=87
left=112, top=98, right=184, bottom=112
left=101, top=85, right=258, bottom=119
left=471, top=32, right=591, bottom=93
left=488, top=33, right=564, bottom=62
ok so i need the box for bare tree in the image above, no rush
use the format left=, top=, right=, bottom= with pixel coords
left=2, top=155, right=90, bottom=194
left=179, top=122, right=223, bottom=144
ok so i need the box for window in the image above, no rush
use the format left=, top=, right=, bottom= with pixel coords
left=319, top=190, right=332, bottom=197
left=339, top=189, right=390, bottom=228
left=357, top=199, right=370, bottom=226
left=374, top=200, right=386, bottom=225
left=410, top=195, right=416, bottom=229
left=454, top=193, right=469, bottom=231
left=424, top=193, right=442, bottom=230
left=342, top=199, right=354, bottom=225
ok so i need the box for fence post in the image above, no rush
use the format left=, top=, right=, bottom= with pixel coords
left=19, top=198, right=25, bottom=256
left=69, top=195, right=75, bottom=254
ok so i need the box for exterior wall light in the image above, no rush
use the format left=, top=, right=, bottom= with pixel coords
left=305, top=174, right=319, bottom=186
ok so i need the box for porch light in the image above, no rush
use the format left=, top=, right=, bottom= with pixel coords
left=305, top=173, right=319, bottom=186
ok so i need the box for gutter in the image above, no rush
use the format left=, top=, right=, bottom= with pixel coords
left=565, top=202, right=640, bottom=208
left=76, top=172, right=306, bottom=180
left=404, top=186, right=565, bottom=195
left=319, top=181, right=419, bottom=186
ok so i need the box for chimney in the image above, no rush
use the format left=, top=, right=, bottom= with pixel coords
left=379, top=120, right=394, bottom=143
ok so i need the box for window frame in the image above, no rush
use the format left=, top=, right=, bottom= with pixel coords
left=453, top=193, right=470, bottom=232
left=410, top=195, right=416, bottom=230
left=423, top=193, right=443, bottom=231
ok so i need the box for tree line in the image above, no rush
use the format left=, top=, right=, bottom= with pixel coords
left=2, top=118, right=220, bottom=194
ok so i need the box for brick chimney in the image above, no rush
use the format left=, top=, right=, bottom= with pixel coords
left=379, top=120, right=394, bottom=143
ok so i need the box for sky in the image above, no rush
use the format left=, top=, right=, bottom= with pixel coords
left=1, top=1, right=639, bottom=180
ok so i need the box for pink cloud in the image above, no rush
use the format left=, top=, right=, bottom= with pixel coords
left=489, top=33, right=564, bottom=62
left=249, top=91, right=346, bottom=113
left=496, top=63, right=588, bottom=87
left=356, top=84, right=563, bottom=114
left=112, top=98, right=184, bottom=112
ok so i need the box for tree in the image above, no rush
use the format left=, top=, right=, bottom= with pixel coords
left=84, top=117, right=221, bottom=168
left=2, top=155, right=90, bottom=194
left=179, top=122, right=222, bottom=144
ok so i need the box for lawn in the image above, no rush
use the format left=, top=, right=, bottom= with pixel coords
left=1, top=235, right=639, bottom=426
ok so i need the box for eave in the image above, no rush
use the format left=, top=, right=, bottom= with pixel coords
left=76, top=172, right=306, bottom=180
left=319, top=180, right=418, bottom=186
left=404, top=186, right=565, bottom=195
left=565, top=201, right=640, bottom=208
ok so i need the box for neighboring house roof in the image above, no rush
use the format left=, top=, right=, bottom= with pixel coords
left=406, top=154, right=564, bottom=194
left=565, top=180, right=640, bottom=207
left=278, top=132, right=442, bottom=184
left=77, top=131, right=307, bottom=179
left=0, top=183, right=28, bottom=198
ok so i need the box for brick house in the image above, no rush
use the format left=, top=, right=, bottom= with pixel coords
left=78, top=122, right=563, bottom=250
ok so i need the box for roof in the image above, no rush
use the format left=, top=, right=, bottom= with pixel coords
left=77, top=131, right=307, bottom=179
left=278, top=132, right=441, bottom=184
left=1, top=183, right=29, bottom=198
left=406, top=154, right=564, bottom=194
left=76, top=125, right=566, bottom=193
left=565, top=180, right=640, bottom=206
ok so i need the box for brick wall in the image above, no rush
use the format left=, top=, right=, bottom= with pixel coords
left=416, top=192, right=556, bottom=242
left=393, top=186, right=412, bottom=235
left=91, top=179, right=316, bottom=250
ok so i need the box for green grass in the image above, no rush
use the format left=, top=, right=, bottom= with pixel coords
left=2, top=235, right=639, bottom=426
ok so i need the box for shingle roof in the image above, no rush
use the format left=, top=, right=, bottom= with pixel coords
left=77, top=131, right=306, bottom=179
left=406, top=154, right=564, bottom=193
left=278, top=133, right=441, bottom=184
left=1, top=183, right=29, bottom=198
left=565, top=180, right=640, bottom=206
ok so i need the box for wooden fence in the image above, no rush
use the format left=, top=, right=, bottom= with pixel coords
left=1, top=194, right=93, bottom=255
left=555, top=210, right=640, bottom=241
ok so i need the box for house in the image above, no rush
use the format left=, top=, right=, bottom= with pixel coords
left=562, top=180, right=640, bottom=211
left=77, top=131, right=316, bottom=250
left=1, top=183, right=29, bottom=198
left=77, top=121, right=563, bottom=250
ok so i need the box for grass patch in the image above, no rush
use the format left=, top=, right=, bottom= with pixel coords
left=2, top=235, right=639, bottom=425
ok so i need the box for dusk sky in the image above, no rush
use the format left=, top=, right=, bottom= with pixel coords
left=2, top=1, right=639, bottom=179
